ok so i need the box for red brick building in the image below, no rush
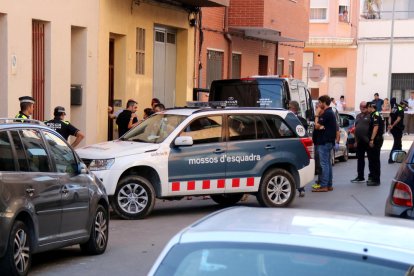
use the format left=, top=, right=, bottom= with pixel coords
left=196, top=0, right=310, bottom=91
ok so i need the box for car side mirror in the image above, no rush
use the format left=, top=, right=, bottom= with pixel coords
left=79, top=162, right=88, bottom=174
left=392, top=150, right=407, bottom=163
left=174, top=136, right=193, bottom=146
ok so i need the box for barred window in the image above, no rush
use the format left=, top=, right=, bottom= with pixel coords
left=136, top=28, right=145, bottom=75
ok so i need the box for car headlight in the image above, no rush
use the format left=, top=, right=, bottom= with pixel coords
left=89, top=159, right=115, bottom=171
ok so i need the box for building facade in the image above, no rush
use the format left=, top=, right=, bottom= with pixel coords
left=305, top=0, right=359, bottom=109
left=356, top=0, right=414, bottom=106
left=196, top=0, right=310, bottom=91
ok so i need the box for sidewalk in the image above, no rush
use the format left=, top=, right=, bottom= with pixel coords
left=382, top=133, right=414, bottom=151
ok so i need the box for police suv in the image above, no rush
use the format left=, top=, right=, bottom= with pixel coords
left=77, top=107, right=315, bottom=219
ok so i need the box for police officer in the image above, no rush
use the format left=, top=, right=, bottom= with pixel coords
left=388, top=100, right=407, bottom=163
left=45, top=106, right=85, bottom=148
left=16, top=96, right=35, bottom=120
left=366, top=101, right=384, bottom=186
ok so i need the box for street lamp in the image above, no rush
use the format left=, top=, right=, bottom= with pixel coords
left=387, top=0, right=396, bottom=99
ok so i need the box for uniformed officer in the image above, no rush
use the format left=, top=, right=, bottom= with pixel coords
left=366, top=101, right=384, bottom=186
left=388, top=100, right=407, bottom=163
left=45, top=106, right=85, bottom=148
left=15, top=96, right=35, bottom=120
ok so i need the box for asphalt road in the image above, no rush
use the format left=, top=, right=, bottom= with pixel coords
left=30, top=138, right=413, bottom=276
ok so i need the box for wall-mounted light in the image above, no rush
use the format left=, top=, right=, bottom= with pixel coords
left=188, top=12, right=197, bottom=27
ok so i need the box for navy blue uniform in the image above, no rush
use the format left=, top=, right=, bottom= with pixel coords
left=45, top=118, right=79, bottom=140
left=389, top=104, right=404, bottom=162
left=367, top=111, right=383, bottom=184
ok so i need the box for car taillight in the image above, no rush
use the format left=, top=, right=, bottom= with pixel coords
left=300, top=137, right=314, bottom=159
left=392, top=182, right=413, bottom=207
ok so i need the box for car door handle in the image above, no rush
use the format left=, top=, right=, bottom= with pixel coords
left=26, top=188, right=35, bottom=196
left=265, top=145, right=275, bottom=150
left=214, top=149, right=225, bottom=154
left=62, top=186, right=69, bottom=195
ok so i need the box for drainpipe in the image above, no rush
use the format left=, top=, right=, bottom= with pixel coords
left=224, top=6, right=232, bottom=79
left=275, top=42, right=279, bottom=75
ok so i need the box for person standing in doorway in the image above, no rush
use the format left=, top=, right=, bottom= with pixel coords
left=351, top=101, right=370, bottom=183
left=45, top=106, right=85, bottom=148
left=366, top=102, right=384, bottom=186
left=116, top=99, right=139, bottom=137
left=16, top=96, right=35, bottom=120
left=388, top=100, right=407, bottom=164
left=312, top=95, right=337, bottom=192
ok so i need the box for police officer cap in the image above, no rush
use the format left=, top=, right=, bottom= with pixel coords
left=19, top=96, right=35, bottom=104
left=401, top=100, right=408, bottom=106
left=54, top=106, right=66, bottom=115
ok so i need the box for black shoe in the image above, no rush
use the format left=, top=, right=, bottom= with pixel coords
left=351, top=177, right=365, bottom=183
left=367, top=180, right=380, bottom=186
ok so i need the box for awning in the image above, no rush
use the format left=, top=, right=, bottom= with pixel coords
left=169, top=0, right=229, bottom=7
left=229, top=27, right=304, bottom=43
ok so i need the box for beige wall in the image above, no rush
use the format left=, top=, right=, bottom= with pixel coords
left=0, top=0, right=99, bottom=146
left=98, top=0, right=195, bottom=142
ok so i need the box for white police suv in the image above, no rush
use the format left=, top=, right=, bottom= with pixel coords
left=77, top=107, right=315, bottom=219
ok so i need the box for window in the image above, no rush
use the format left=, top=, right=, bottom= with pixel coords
left=310, top=0, right=329, bottom=21
left=19, top=129, right=51, bottom=172
left=207, top=50, right=223, bottom=88
left=330, top=68, right=347, bottom=77
left=10, top=131, right=29, bottom=171
left=181, top=116, right=223, bottom=144
left=232, top=53, right=241, bottom=79
left=43, top=131, right=77, bottom=174
left=339, top=6, right=349, bottom=22
left=264, top=115, right=294, bottom=138
left=228, top=115, right=270, bottom=141
left=277, top=59, right=284, bottom=76
left=0, top=131, right=16, bottom=171
left=136, top=27, right=145, bottom=75
left=289, top=60, right=295, bottom=77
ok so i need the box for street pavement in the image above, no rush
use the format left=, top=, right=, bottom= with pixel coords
left=30, top=136, right=413, bottom=276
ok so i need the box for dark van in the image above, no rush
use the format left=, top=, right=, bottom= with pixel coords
left=208, top=76, right=314, bottom=122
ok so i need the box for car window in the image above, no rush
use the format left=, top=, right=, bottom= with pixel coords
left=228, top=115, right=270, bottom=141
left=43, top=131, right=78, bottom=174
left=263, top=114, right=294, bottom=138
left=180, top=116, right=223, bottom=144
left=19, top=129, right=51, bottom=172
left=0, top=131, right=16, bottom=171
left=10, top=131, right=29, bottom=171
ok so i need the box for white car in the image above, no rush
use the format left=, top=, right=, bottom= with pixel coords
left=149, top=207, right=414, bottom=275
left=77, top=108, right=314, bottom=219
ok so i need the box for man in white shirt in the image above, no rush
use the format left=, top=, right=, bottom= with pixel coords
left=407, top=92, right=414, bottom=110
left=336, top=95, right=346, bottom=112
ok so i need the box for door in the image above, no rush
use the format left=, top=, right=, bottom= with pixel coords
left=207, top=50, right=223, bottom=88
left=43, top=131, right=90, bottom=238
left=108, top=39, right=115, bottom=140
left=168, top=115, right=226, bottom=195
left=10, top=129, right=62, bottom=244
left=225, top=114, right=272, bottom=192
left=259, top=55, right=268, bottom=75
left=153, top=27, right=177, bottom=108
left=329, top=68, right=347, bottom=101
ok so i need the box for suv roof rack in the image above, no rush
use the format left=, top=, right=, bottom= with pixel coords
left=0, top=118, right=45, bottom=125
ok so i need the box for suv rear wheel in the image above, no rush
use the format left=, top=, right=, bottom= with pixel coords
left=0, top=220, right=31, bottom=276
left=257, top=168, right=295, bottom=207
left=111, top=176, right=155, bottom=219
left=210, top=193, right=244, bottom=206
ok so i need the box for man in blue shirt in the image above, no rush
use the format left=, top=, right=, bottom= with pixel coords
left=312, top=95, right=337, bottom=192
left=372, top=93, right=384, bottom=112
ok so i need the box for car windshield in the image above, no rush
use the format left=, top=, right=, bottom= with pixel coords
left=122, top=114, right=187, bottom=143
left=154, top=242, right=413, bottom=276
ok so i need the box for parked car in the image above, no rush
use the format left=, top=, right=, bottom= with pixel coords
left=149, top=207, right=414, bottom=276
left=340, top=112, right=357, bottom=155
left=385, top=146, right=414, bottom=219
left=0, top=119, right=109, bottom=276
left=77, top=107, right=315, bottom=220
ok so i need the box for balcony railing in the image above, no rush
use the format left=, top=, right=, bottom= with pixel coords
left=361, top=10, right=414, bottom=20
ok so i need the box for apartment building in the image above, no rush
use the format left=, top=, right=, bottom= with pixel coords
left=197, top=0, right=310, bottom=91
left=305, top=0, right=359, bottom=109
left=356, top=0, right=414, bottom=105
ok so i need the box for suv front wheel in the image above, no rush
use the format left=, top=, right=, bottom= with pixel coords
left=111, top=176, right=156, bottom=220
left=257, top=168, right=295, bottom=207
